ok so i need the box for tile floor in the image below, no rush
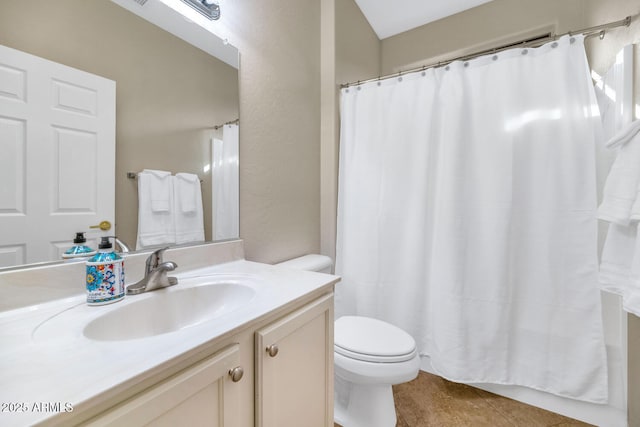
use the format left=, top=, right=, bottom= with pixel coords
left=336, top=371, right=593, bottom=427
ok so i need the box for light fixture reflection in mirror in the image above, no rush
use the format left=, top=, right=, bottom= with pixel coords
left=181, top=0, right=220, bottom=20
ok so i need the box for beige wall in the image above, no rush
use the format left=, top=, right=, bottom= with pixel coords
left=319, top=0, right=382, bottom=263
left=335, top=0, right=381, bottom=83
left=221, top=0, right=322, bottom=263
left=321, top=0, right=337, bottom=263
left=380, top=0, right=585, bottom=75
left=0, top=0, right=239, bottom=249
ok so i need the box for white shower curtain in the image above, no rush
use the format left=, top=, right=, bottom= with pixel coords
left=335, top=35, right=608, bottom=403
left=212, top=123, right=239, bottom=240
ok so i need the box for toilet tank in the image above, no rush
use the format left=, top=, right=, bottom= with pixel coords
left=276, top=254, right=333, bottom=273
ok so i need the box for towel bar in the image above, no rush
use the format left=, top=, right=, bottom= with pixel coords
left=127, top=172, right=203, bottom=183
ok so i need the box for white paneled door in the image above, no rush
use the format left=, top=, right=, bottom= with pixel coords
left=0, top=45, right=115, bottom=267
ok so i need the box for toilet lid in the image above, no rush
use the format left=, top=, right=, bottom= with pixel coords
left=334, top=316, right=417, bottom=363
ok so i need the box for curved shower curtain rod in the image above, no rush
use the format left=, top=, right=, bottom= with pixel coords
left=213, top=118, right=239, bottom=130
left=340, top=14, right=637, bottom=89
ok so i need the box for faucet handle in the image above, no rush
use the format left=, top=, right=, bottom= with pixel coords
left=152, top=246, right=169, bottom=260
left=146, top=246, right=170, bottom=271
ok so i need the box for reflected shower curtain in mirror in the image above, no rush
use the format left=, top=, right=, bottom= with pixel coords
left=335, top=35, right=608, bottom=402
left=212, top=123, right=239, bottom=240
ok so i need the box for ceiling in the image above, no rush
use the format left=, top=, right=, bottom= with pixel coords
left=354, top=0, right=495, bottom=39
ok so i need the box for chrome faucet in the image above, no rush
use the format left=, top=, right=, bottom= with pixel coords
left=126, top=247, right=178, bottom=295
left=114, top=237, right=130, bottom=253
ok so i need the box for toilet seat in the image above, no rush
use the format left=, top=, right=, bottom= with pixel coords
left=334, top=316, right=417, bottom=363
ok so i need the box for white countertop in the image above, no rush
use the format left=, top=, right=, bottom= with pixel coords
left=0, top=259, right=338, bottom=426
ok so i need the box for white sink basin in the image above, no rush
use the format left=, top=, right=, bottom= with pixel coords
left=31, top=278, right=259, bottom=343
left=83, top=283, right=256, bottom=341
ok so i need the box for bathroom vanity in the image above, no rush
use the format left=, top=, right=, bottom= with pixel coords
left=0, top=241, right=338, bottom=427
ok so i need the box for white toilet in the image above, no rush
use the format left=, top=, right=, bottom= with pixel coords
left=276, top=254, right=421, bottom=427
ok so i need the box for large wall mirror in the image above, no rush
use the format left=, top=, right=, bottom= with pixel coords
left=0, top=0, right=239, bottom=269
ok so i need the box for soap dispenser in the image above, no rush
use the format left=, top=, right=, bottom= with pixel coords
left=85, top=237, right=125, bottom=306
left=62, top=232, right=96, bottom=259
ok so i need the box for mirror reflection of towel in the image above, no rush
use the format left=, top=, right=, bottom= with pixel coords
left=136, top=170, right=175, bottom=249
left=142, top=169, right=172, bottom=212
left=175, top=173, right=200, bottom=213
left=174, top=173, right=204, bottom=245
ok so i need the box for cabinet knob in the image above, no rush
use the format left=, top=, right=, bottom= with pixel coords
left=266, top=344, right=279, bottom=357
left=229, top=366, right=244, bottom=382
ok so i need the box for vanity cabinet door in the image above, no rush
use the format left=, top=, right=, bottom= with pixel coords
left=255, top=293, right=334, bottom=427
left=85, top=344, right=244, bottom=427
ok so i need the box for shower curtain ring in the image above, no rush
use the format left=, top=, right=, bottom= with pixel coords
left=599, top=30, right=606, bottom=40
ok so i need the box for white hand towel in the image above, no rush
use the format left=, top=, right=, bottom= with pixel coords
left=175, top=173, right=199, bottom=213
left=599, top=121, right=640, bottom=317
left=173, top=174, right=204, bottom=245
left=630, top=183, right=640, bottom=222
left=598, top=131, right=640, bottom=225
left=624, top=233, right=640, bottom=317
left=599, top=223, right=636, bottom=295
left=604, top=118, right=640, bottom=149
left=136, top=171, right=176, bottom=249
left=142, top=169, right=172, bottom=212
